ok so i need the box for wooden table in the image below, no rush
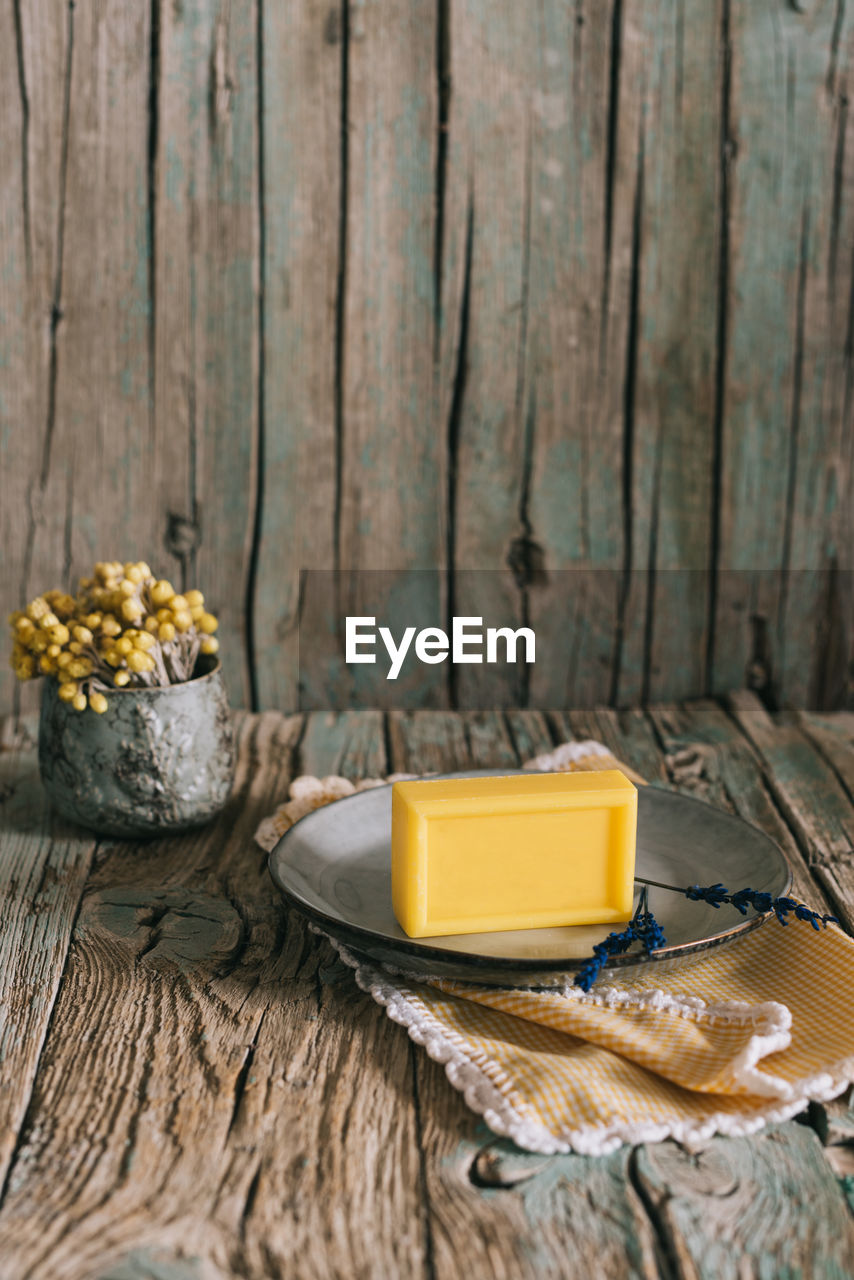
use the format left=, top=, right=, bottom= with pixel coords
left=2, top=693, right=854, bottom=1279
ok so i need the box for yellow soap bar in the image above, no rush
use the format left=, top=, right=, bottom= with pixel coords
left=391, top=771, right=637, bottom=938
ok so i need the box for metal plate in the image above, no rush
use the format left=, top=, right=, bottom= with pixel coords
left=268, top=773, right=792, bottom=988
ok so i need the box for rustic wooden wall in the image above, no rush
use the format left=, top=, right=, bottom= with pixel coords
left=1, top=0, right=852, bottom=714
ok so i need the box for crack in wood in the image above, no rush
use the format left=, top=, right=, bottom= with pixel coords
left=227, top=1010, right=267, bottom=1140
left=508, top=391, right=540, bottom=708
left=509, top=110, right=536, bottom=710
left=827, top=0, right=847, bottom=99
left=245, top=0, right=267, bottom=713
left=444, top=192, right=473, bottom=711
left=609, top=116, right=644, bottom=708
left=147, top=0, right=160, bottom=452
left=675, top=0, right=685, bottom=122
left=239, top=1162, right=262, bottom=1241
left=12, top=0, right=31, bottom=277
left=62, top=466, right=74, bottom=587
left=433, top=0, right=450, bottom=366
left=381, top=709, right=393, bottom=774
left=209, top=11, right=235, bottom=133
left=599, top=0, right=623, bottom=368
left=829, top=91, right=848, bottom=304
left=706, top=0, right=732, bottom=698
left=289, top=709, right=309, bottom=777
left=332, top=0, right=350, bottom=583
left=626, top=1148, right=680, bottom=1280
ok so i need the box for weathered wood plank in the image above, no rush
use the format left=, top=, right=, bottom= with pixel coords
left=614, top=1, right=722, bottom=705
left=27, top=0, right=156, bottom=646
left=0, top=0, right=70, bottom=720
left=647, top=699, right=832, bottom=909
left=462, top=709, right=518, bottom=769
left=331, top=0, right=444, bottom=711
left=437, top=1, right=536, bottom=709
left=299, top=707, right=387, bottom=779
left=560, top=700, right=854, bottom=1275
left=635, top=1124, right=854, bottom=1278
left=253, top=0, right=340, bottom=712
left=728, top=689, right=854, bottom=931
left=521, top=1, right=625, bottom=709
left=503, top=708, right=556, bottom=762
left=556, top=706, right=670, bottom=784
left=443, top=3, right=627, bottom=709
left=798, top=709, right=854, bottom=803
left=2, top=4, right=853, bottom=719
left=386, top=709, right=662, bottom=1280
left=152, top=0, right=261, bottom=709
left=755, top=3, right=854, bottom=713
left=0, top=716, right=96, bottom=1196
left=0, top=712, right=429, bottom=1278
left=3, top=703, right=854, bottom=1273
left=712, top=2, right=854, bottom=709
left=387, top=709, right=471, bottom=776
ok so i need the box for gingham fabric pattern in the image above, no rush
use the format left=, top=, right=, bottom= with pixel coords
left=258, top=743, right=854, bottom=1154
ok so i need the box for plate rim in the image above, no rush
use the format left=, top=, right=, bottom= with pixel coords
left=267, top=775, right=792, bottom=976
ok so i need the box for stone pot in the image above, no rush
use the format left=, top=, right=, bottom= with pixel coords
left=38, top=656, right=236, bottom=837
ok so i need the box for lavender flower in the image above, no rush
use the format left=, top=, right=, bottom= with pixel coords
left=684, top=883, right=837, bottom=931
left=574, top=889, right=667, bottom=994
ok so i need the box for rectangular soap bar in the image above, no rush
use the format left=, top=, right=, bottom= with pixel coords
left=391, top=771, right=637, bottom=938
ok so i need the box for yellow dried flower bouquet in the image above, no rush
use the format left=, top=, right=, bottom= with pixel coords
left=9, top=560, right=221, bottom=713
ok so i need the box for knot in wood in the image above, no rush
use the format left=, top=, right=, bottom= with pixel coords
left=80, top=886, right=243, bottom=973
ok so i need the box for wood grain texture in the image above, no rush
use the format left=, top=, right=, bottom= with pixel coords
left=299, top=707, right=386, bottom=778
left=30, top=0, right=157, bottom=646
left=646, top=698, right=834, bottom=907
left=2, top=1, right=853, bottom=716
left=798, top=708, right=854, bottom=798
left=0, top=717, right=96, bottom=1195
left=635, top=1124, right=854, bottom=1279
left=252, top=0, right=340, bottom=712
left=443, top=2, right=627, bottom=709
left=0, top=0, right=75, bottom=722
left=437, top=0, right=536, bottom=710
left=385, top=706, right=664, bottom=1280
left=152, top=0, right=261, bottom=709
left=555, top=706, right=671, bottom=784
left=728, top=688, right=854, bottom=930
left=0, top=712, right=429, bottom=1279
left=712, top=1, right=854, bottom=709
left=332, top=0, right=444, bottom=711
left=2, top=705, right=854, bottom=1275
left=613, top=0, right=721, bottom=706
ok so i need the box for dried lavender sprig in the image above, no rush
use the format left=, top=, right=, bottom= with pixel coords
left=574, top=888, right=668, bottom=994
left=683, top=883, right=838, bottom=930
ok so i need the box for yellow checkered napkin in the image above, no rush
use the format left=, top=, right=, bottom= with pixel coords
left=258, top=742, right=854, bottom=1154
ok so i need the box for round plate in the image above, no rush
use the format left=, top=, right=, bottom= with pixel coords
left=268, top=773, right=792, bottom=988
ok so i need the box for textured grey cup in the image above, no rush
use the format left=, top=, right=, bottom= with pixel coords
left=38, top=657, right=236, bottom=837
